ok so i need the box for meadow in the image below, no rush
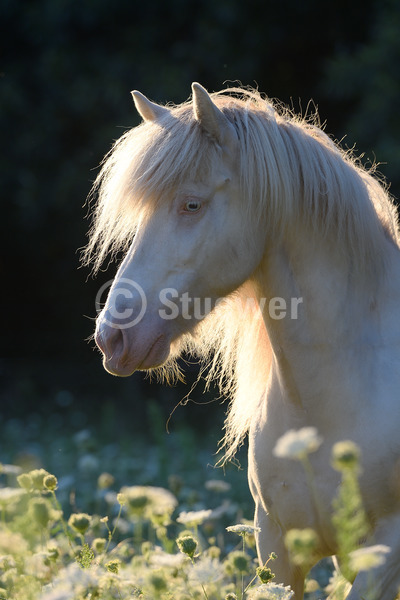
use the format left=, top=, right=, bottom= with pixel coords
left=0, top=388, right=386, bottom=600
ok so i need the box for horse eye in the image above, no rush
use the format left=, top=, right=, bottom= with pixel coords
left=183, top=199, right=201, bottom=213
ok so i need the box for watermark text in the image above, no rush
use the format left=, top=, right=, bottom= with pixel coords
left=95, top=279, right=303, bottom=328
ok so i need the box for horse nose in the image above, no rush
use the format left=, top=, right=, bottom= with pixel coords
left=95, top=318, right=124, bottom=359
left=95, top=311, right=143, bottom=377
left=95, top=281, right=145, bottom=357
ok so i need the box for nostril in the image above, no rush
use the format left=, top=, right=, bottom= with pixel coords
left=95, top=322, right=124, bottom=358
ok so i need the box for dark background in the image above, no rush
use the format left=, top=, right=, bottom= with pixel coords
left=2, top=0, right=400, bottom=438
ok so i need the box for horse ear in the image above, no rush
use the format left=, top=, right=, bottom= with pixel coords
left=192, top=82, right=237, bottom=148
left=131, top=90, right=170, bottom=122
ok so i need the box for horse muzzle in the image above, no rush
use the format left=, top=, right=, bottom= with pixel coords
left=95, top=310, right=171, bottom=376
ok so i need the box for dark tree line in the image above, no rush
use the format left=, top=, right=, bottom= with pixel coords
left=2, top=0, right=399, bottom=366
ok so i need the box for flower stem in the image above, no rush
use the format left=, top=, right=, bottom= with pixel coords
left=190, top=557, right=209, bottom=600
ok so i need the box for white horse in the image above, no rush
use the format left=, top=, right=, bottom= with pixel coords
left=84, top=83, right=400, bottom=599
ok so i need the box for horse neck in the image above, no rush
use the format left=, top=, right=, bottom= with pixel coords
left=253, top=224, right=398, bottom=410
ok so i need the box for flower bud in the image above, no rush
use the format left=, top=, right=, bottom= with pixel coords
left=29, top=469, right=50, bottom=491
left=229, top=551, right=250, bottom=574
left=105, top=559, right=120, bottom=573
left=43, top=474, right=58, bottom=491
left=47, top=547, right=59, bottom=561
left=331, top=440, right=361, bottom=472
left=117, top=492, right=127, bottom=506
left=98, top=472, right=115, bottom=489
left=92, top=538, right=106, bottom=554
left=68, top=513, right=91, bottom=535
left=176, top=534, right=198, bottom=558
left=257, top=566, right=275, bottom=583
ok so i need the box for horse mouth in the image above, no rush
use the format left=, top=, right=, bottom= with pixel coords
left=137, top=335, right=170, bottom=370
left=104, top=334, right=170, bottom=377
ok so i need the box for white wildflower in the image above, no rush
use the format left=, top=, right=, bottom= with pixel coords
left=226, top=523, right=261, bottom=536
left=121, top=485, right=178, bottom=517
left=188, top=556, right=223, bottom=585
left=273, top=427, right=322, bottom=460
left=0, top=487, right=25, bottom=506
left=0, top=464, right=22, bottom=476
left=41, top=562, right=103, bottom=599
left=62, top=562, right=103, bottom=586
left=210, top=501, right=237, bottom=520
left=0, top=555, right=16, bottom=570
left=177, top=509, right=213, bottom=526
left=349, top=544, right=390, bottom=572
left=149, top=548, right=186, bottom=569
left=40, top=585, right=72, bottom=600
left=104, top=491, right=118, bottom=505
left=247, top=582, right=294, bottom=599
left=0, top=529, right=28, bottom=555
left=25, top=551, right=51, bottom=578
left=77, top=454, right=100, bottom=474
left=204, top=479, right=231, bottom=493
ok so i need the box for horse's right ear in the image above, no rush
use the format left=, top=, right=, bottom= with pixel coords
left=192, top=82, right=237, bottom=149
left=131, top=90, right=170, bottom=122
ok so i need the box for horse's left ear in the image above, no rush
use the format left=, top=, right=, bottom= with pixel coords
left=131, top=90, right=170, bottom=122
left=192, top=82, right=237, bottom=148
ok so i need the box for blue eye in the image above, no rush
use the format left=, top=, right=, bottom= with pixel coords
left=183, top=199, right=202, bottom=213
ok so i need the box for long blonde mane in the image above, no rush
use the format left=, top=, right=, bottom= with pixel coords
left=84, top=88, right=399, bottom=461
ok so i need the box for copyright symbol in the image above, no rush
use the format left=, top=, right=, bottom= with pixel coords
left=95, top=278, right=147, bottom=329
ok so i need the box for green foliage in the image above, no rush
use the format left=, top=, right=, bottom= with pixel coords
left=285, top=528, right=320, bottom=570
left=256, top=566, right=275, bottom=584
left=76, top=543, right=95, bottom=569
left=331, top=442, right=370, bottom=582
left=29, top=498, right=51, bottom=528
